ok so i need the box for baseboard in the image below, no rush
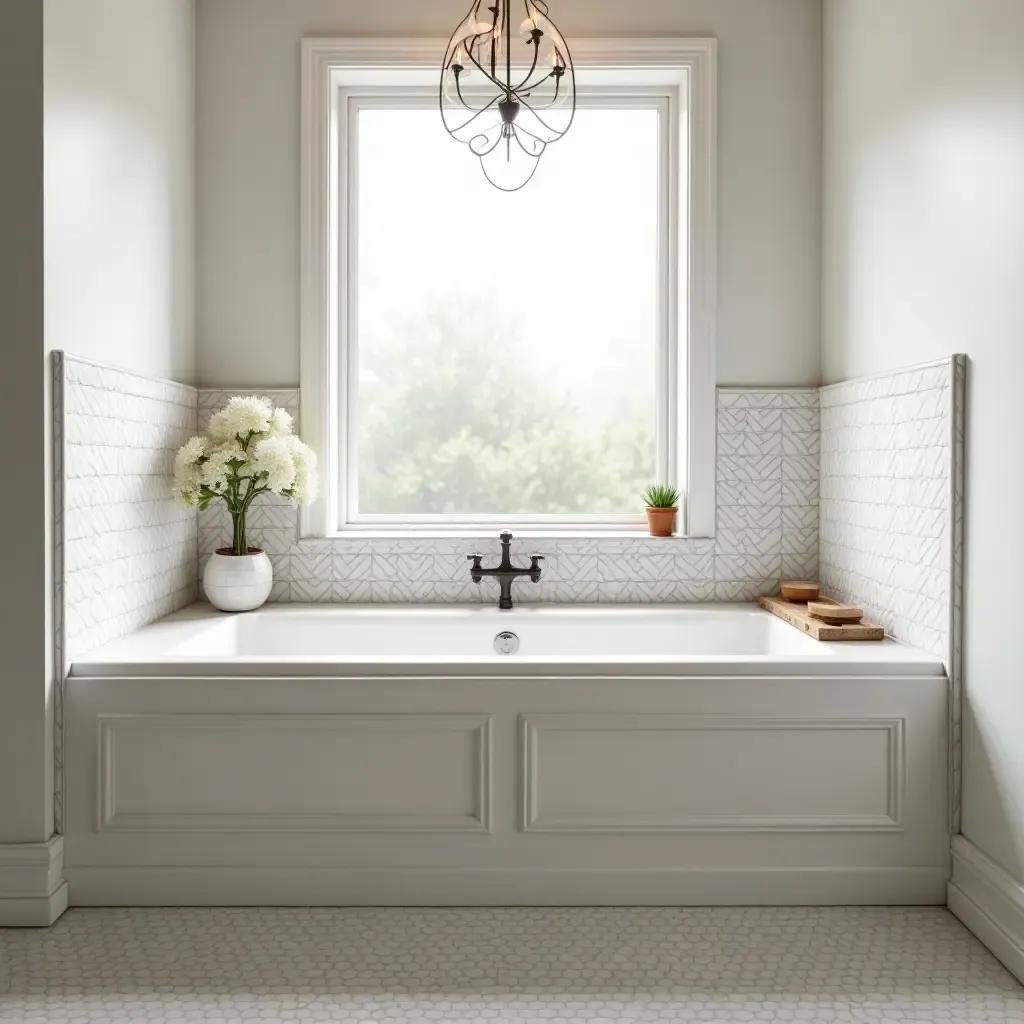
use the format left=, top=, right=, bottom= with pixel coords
left=948, top=835, right=1024, bottom=985
left=65, top=864, right=948, bottom=907
left=0, top=836, right=69, bottom=926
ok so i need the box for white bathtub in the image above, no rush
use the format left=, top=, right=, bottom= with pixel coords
left=64, top=602, right=950, bottom=909
left=71, top=603, right=942, bottom=677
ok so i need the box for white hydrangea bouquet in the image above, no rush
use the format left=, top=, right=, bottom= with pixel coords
left=174, top=396, right=318, bottom=611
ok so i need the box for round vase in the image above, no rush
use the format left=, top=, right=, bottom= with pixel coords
left=203, top=549, right=273, bottom=612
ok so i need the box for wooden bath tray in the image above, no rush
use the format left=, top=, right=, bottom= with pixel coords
left=759, top=595, right=885, bottom=642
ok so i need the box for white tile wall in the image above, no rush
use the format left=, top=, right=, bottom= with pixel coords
left=57, top=354, right=199, bottom=663
left=197, top=388, right=821, bottom=603
left=819, top=355, right=966, bottom=830
left=716, top=389, right=820, bottom=599
left=819, top=358, right=963, bottom=658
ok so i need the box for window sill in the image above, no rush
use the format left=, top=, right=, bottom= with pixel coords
left=301, top=530, right=713, bottom=542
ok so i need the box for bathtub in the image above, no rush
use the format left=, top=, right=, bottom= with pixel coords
left=71, top=603, right=943, bottom=677
left=63, top=602, right=950, bottom=908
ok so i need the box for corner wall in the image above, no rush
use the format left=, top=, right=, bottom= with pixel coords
left=1, top=0, right=198, bottom=923
left=0, top=0, right=49, bottom=847
left=822, top=0, right=1024, bottom=971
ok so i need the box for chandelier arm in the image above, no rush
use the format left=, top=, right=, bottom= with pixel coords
left=513, top=66, right=559, bottom=100
left=479, top=151, right=542, bottom=193
left=469, top=129, right=505, bottom=157
left=515, top=68, right=566, bottom=110
left=512, top=40, right=542, bottom=92
left=509, top=120, right=548, bottom=149
left=441, top=93, right=502, bottom=140
left=442, top=1, right=482, bottom=69
left=453, top=74, right=501, bottom=116
left=511, top=125, right=548, bottom=158
left=550, top=32, right=577, bottom=134
left=515, top=90, right=573, bottom=141
left=464, top=47, right=508, bottom=94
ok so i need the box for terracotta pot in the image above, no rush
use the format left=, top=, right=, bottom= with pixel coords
left=204, top=548, right=273, bottom=612
left=645, top=506, right=678, bottom=537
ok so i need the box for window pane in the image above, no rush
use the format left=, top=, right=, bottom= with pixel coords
left=354, top=106, right=660, bottom=516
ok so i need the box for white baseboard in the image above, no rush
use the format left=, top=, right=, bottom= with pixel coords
left=948, top=835, right=1024, bottom=985
left=65, top=865, right=948, bottom=907
left=0, top=836, right=69, bottom=926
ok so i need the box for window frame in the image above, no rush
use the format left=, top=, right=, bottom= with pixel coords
left=300, top=38, right=718, bottom=538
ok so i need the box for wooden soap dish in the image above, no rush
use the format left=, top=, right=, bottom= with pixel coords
left=807, top=600, right=863, bottom=625
left=780, top=581, right=820, bottom=603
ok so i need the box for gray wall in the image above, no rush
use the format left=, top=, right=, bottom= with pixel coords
left=196, top=0, right=823, bottom=388
left=823, top=0, right=1024, bottom=881
left=0, top=0, right=50, bottom=844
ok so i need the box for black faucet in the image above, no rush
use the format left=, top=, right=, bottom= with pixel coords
left=468, top=532, right=544, bottom=610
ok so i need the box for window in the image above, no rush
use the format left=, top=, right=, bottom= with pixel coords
left=301, top=40, right=717, bottom=537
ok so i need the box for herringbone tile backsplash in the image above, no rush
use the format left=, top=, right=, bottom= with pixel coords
left=196, top=387, right=820, bottom=604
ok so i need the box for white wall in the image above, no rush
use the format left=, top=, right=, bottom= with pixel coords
left=45, top=0, right=197, bottom=383
left=823, top=0, right=1024, bottom=882
left=196, top=0, right=822, bottom=388
left=0, top=0, right=50, bottom=845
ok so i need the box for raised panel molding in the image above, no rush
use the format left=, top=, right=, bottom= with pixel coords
left=98, top=713, right=492, bottom=834
left=520, top=714, right=904, bottom=833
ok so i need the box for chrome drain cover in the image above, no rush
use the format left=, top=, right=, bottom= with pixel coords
left=494, top=631, right=520, bottom=655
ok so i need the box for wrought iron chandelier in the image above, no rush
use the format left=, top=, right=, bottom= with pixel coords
left=440, top=1, right=576, bottom=192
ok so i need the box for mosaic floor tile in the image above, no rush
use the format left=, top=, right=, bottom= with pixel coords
left=2, top=906, right=1022, bottom=1022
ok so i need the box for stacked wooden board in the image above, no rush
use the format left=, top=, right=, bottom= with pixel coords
left=759, top=595, right=885, bottom=642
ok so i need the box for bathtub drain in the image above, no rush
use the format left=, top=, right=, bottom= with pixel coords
left=494, top=632, right=520, bottom=655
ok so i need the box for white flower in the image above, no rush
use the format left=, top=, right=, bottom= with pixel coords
left=286, top=437, right=319, bottom=505
left=200, top=441, right=247, bottom=492
left=208, top=395, right=273, bottom=442
left=269, top=407, right=294, bottom=437
left=252, top=436, right=296, bottom=494
left=177, top=436, right=206, bottom=467
left=173, top=437, right=207, bottom=507
left=169, top=399, right=317, bottom=518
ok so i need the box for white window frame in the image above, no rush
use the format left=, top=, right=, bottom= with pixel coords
left=300, top=38, right=717, bottom=538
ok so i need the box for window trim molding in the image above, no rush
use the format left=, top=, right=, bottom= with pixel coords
left=300, top=37, right=718, bottom=539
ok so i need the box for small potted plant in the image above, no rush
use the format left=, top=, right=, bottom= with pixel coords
left=174, top=396, right=318, bottom=612
left=643, top=484, right=679, bottom=537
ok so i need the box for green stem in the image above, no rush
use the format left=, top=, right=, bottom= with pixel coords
left=231, top=508, right=247, bottom=556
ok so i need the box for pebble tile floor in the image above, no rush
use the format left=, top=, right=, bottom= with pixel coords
left=2, top=907, right=1024, bottom=1022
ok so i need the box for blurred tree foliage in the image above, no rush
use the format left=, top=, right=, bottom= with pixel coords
left=358, top=304, right=654, bottom=515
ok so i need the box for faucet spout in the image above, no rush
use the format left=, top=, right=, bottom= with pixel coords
left=467, top=531, right=544, bottom=610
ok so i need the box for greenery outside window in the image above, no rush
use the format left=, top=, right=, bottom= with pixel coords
left=300, top=40, right=718, bottom=537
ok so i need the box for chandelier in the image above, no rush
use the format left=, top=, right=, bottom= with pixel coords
left=440, top=1, right=576, bottom=192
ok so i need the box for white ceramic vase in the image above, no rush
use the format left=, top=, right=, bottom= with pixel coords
left=203, top=549, right=273, bottom=612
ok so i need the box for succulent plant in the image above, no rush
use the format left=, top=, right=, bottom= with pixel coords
left=642, top=484, right=679, bottom=509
